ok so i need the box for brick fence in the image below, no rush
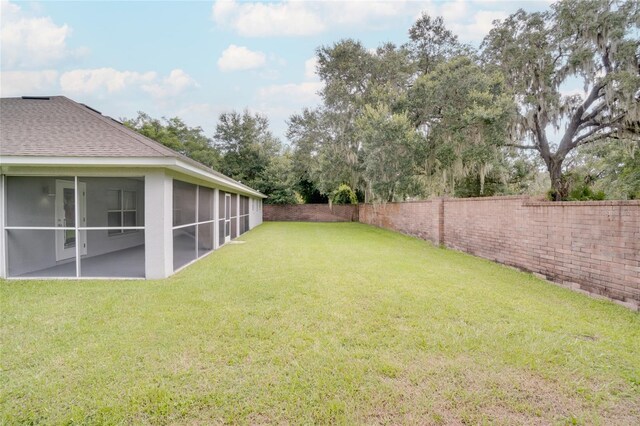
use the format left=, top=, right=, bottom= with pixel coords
left=360, top=197, right=640, bottom=310
left=263, top=204, right=358, bottom=222
left=266, top=199, right=639, bottom=309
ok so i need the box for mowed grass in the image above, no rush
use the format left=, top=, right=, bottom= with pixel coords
left=1, top=222, right=639, bottom=425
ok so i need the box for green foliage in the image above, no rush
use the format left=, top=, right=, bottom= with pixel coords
left=568, top=139, right=640, bottom=200
left=288, top=40, right=417, bottom=201
left=253, top=153, right=298, bottom=205
left=567, top=185, right=606, bottom=201
left=481, top=0, right=640, bottom=199
left=410, top=56, right=514, bottom=196
left=123, top=112, right=220, bottom=169
left=407, top=13, right=467, bottom=74
left=356, top=104, right=421, bottom=201
left=331, top=184, right=357, bottom=205
left=295, top=179, right=328, bottom=204
left=213, top=110, right=281, bottom=190
left=126, top=110, right=296, bottom=203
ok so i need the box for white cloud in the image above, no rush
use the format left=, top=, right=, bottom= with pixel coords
left=142, top=69, right=198, bottom=98
left=253, top=81, right=323, bottom=141
left=440, top=0, right=468, bottom=22
left=59, top=68, right=157, bottom=94
left=449, top=10, right=508, bottom=41
left=413, top=1, right=512, bottom=43
left=212, top=0, right=325, bottom=37
left=304, top=57, right=319, bottom=80
left=0, top=70, right=59, bottom=97
left=327, top=0, right=409, bottom=26
left=217, top=44, right=266, bottom=71
left=0, top=0, right=77, bottom=68
left=257, top=81, right=323, bottom=104
left=212, top=0, right=413, bottom=37
left=211, top=0, right=518, bottom=40
left=59, top=67, right=199, bottom=99
left=175, top=102, right=226, bottom=134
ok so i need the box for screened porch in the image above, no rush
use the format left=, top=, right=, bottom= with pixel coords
left=4, top=176, right=146, bottom=278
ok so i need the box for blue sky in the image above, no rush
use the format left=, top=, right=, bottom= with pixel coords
left=1, top=0, right=553, bottom=141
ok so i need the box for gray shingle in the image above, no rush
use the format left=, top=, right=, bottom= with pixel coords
left=0, top=96, right=264, bottom=196
left=0, top=96, right=178, bottom=157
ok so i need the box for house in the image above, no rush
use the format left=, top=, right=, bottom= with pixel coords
left=0, top=96, right=265, bottom=279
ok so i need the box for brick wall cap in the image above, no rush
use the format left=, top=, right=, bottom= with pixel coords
left=441, top=195, right=535, bottom=203
left=524, top=200, right=640, bottom=207
left=359, top=200, right=436, bottom=206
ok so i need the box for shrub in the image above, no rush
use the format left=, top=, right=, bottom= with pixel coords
left=331, top=184, right=358, bottom=205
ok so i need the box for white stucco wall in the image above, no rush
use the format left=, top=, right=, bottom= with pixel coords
left=144, top=170, right=173, bottom=279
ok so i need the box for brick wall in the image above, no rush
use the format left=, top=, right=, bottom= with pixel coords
left=264, top=204, right=358, bottom=222
left=359, top=197, right=640, bottom=309
left=358, top=200, right=441, bottom=244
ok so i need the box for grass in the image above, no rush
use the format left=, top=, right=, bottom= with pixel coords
left=1, top=222, right=639, bottom=425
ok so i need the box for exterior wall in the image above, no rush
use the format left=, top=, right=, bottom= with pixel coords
left=0, top=175, right=5, bottom=278
left=359, top=197, right=640, bottom=309
left=264, top=204, right=358, bottom=222
left=144, top=171, right=173, bottom=279
left=249, top=198, right=263, bottom=229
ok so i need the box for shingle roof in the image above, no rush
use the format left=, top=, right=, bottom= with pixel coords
left=0, top=96, right=264, bottom=197
left=0, top=96, right=179, bottom=158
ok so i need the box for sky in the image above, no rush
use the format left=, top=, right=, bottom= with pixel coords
left=1, top=0, right=553, bottom=141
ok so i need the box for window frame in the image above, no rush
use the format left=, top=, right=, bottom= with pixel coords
left=107, top=188, right=138, bottom=237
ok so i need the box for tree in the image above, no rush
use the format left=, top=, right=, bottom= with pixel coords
left=287, top=108, right=328, bottom=202
left=482, top=0, right=640, bottom=200
left=356, top=104, right=421, bottom=201
left=253, top=152, right=299, bottom=205
left=571, top=138, right=640, bottom=199
left=406, top=13, right=466, bottom=75
left=409, top=56, right=514, bottom=196
left=213, top=110, right=281, bottom=189
left=294, top=40, right=415, bottom=198
left=123, top=112, right=220, bottom=169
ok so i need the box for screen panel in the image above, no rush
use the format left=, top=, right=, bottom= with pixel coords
left=173, top=226, right=196, bottom=271
left=6, top=229, right=76, bottom=278
left=198, top=187, right=214, bottom=222
left=198, top=223, right=214, bottom=257
left=173, top=180, right=197, bottom=227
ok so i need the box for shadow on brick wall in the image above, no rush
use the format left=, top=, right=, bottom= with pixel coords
left=263, top=204, right=358, bottom=222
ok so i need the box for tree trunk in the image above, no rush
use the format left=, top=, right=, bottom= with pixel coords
left=548, top=158, right=567, bottom=201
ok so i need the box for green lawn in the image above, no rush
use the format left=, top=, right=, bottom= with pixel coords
left=1, top=222, right=639, bottom=425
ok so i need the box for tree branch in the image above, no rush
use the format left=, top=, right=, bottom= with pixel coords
left=504, top=143, right=539, bottom=150
left=533, top=113, right=551, bottom=160
left=573, top=125, right=621, bottom=147
left=558, top=81, right=607, bottom=155
left=579, top=99, right=608, bottom=126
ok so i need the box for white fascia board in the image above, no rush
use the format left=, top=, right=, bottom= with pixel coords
left=0, top=155, right=267, bottom=199
left=171, top=159, right=266, bottom=199
left=0, top=155, right=175, bottom=167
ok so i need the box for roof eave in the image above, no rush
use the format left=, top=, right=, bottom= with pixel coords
left=0, top=155, right=267, bottom=199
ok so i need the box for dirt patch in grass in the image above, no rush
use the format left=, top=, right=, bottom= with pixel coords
left=364, top=354, right=639, bottom=425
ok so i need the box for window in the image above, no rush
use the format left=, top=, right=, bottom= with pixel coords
left=107, top=189, right=137, bottom=236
